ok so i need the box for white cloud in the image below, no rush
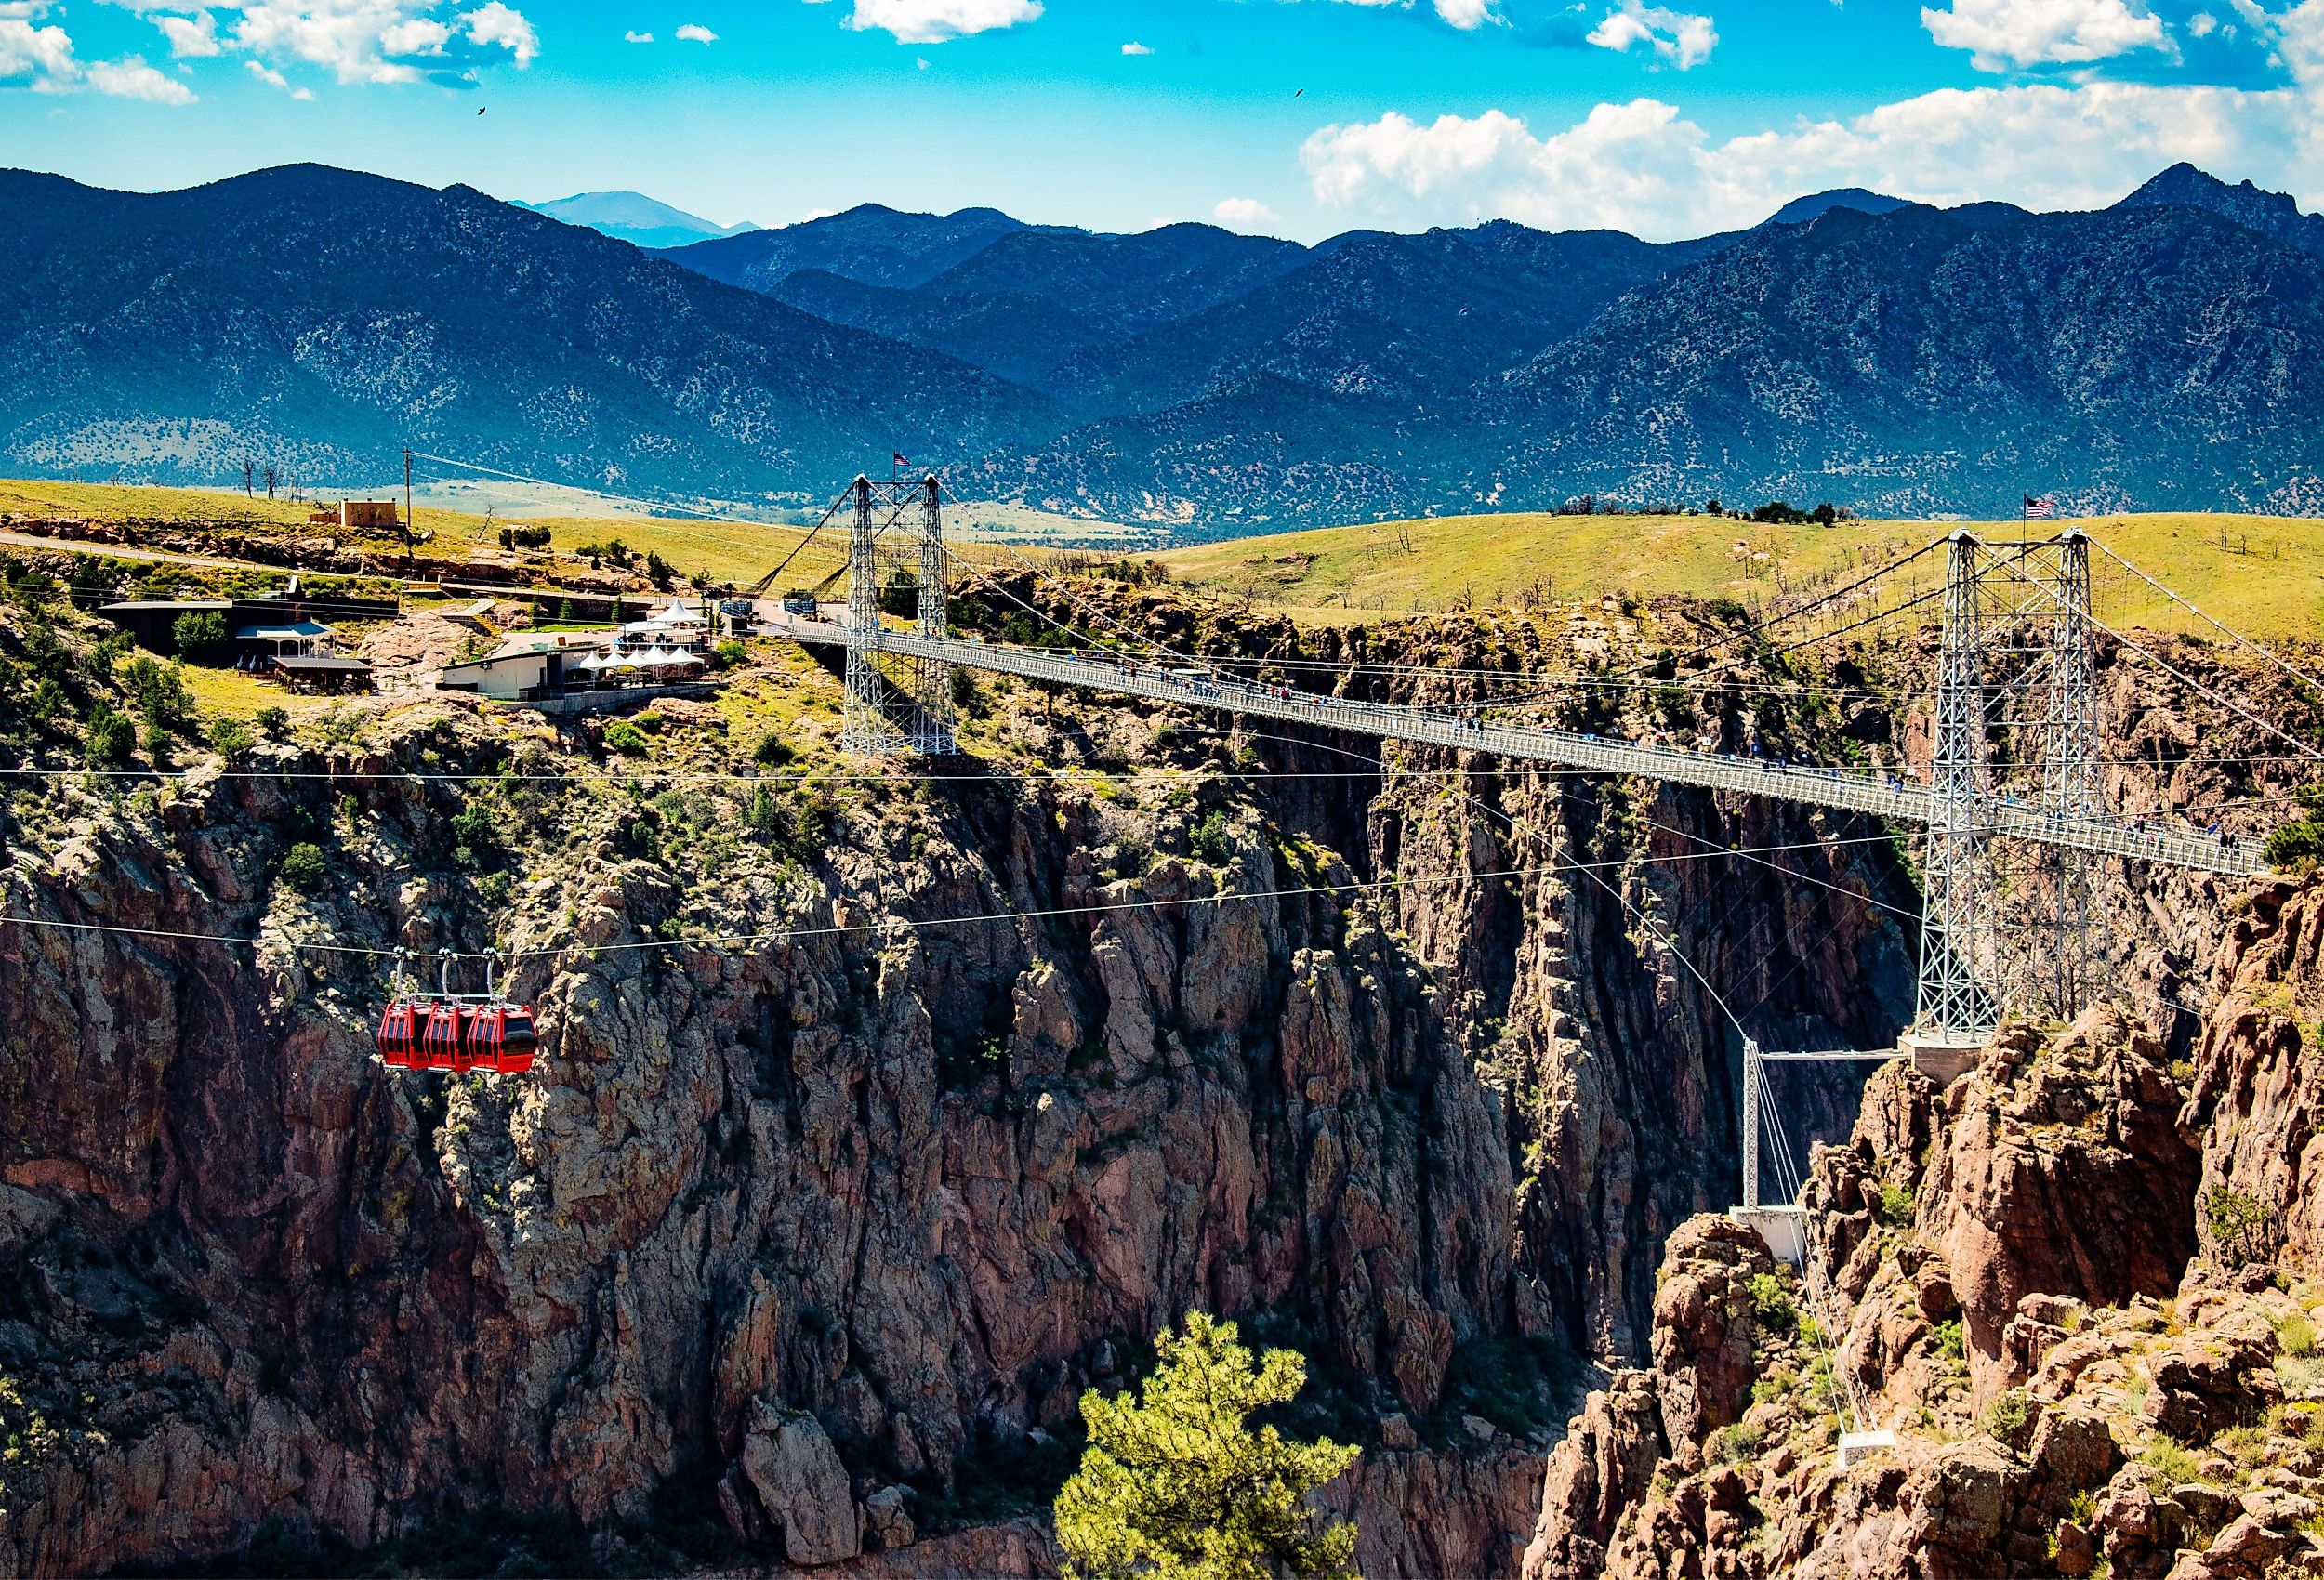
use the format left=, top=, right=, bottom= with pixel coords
left=464, top=0, right=535, bottom=64
left=1303, top=76, right=2323, bottom=239
left=156, top=10, right=221, bottom=55
left=85, top=51, right=197, bottom=98
left=1323, top=0, right=1500, bottom=27
left=1212, top=195, right=1282, bottom=229
left=100, top=1, right=542, bottom=86
left=379, top=17, right=448, bottom=53
left=834, top=0, right=1042, bottom=44
left=0, top=15, right=77, bottom=84
left=623, top=27, right=651, bottom=40
left=1121, top=38, right=1151, bottom=53
left=675, top=20, right=716, bottom=41
left=244, top=54, right=310, bottom=92
left=1, top=7, right=201, bottom=100
left=2189, top=9, right=2218, bottom=33
left=1431, top=0, right=1496, bottom=26
left=1921, top=0, right=2168, bottom=70
left=1587, top=1, right=1717, bottom=68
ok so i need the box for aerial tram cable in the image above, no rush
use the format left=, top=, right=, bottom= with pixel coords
left=1602, top=536, right=1949, bottom=680
left=2093, top=540, right=2324, bottom=693
left=2086, top=612, right=2324, bottom=764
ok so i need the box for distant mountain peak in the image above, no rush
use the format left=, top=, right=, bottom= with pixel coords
left=518, top=191, right=757, bottom=249
left=2116, top=163, right=2324, bottom=257
left=1766, top=188, right=1911, bottom=227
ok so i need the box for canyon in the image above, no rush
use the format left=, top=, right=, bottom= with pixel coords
left=0, top=570, right=2304, bottom=1576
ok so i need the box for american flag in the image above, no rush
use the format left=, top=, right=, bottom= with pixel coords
left=2023, top=494, right=2055, bottom=520
left=893, top=452, right=910, bottom=470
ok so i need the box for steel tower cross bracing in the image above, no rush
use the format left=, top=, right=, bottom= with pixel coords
left=2040, top=528, right=2103, bottom=1017
left=841, top=475, right=891, bottom=756
left=1914, top=531, right=2000, bottom=1045
left=909, top=475, right=956, bottom=756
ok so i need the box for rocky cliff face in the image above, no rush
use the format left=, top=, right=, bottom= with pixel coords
left=0, top=581, right=1932, bottom=1578
left=0, top=573, right=2297, bottom=1578
left=1521, top=877, right=2324, bottom=1580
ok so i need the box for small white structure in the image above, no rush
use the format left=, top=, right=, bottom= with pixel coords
left=1733, top=1038, right=1901, bottom=1264
left=234, top=619, right=332, bottom=660
left=621, top=599, right=711, bottom=651
left=1837, top=1429, right=1899, bottom=1469
left=437, top=632, right=611, bottom=701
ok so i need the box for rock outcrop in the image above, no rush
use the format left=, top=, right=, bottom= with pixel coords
left=0, top=571, right=2300, bottom=1577
left=1524, top=938, right=2324, bottom=1580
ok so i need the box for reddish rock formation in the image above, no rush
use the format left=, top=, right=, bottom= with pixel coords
left=1522, top=947, right=2324, bottom=1580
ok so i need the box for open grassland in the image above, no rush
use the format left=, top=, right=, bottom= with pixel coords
left=1155, top=510, right=2324, bottom=639
left=0, top=479, right=327, bottom=532
left=0, top=477, right=1075, bottom=592
left=10, top=481, right=2319, bottom=638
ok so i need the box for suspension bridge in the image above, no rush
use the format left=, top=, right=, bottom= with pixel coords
left=762, top=471, right=2318, bottom=1464
left=773, top=475, right=2284, bottom=1050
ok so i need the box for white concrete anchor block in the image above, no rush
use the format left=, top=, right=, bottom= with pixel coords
left=1730, top=1205, right=1808, bottom=1265
left=1837, top=1429, right=1898, bottom=1469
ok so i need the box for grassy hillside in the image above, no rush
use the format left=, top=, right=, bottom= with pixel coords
left=0, top=478, right=1140, bottom=590
left=10, top=481, right=2317, bottom=639
left=1154, top=510, right=2324, bottom=639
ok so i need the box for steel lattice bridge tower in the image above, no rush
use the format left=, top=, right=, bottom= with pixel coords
left=789, top=501, right=2260, bottom=1043
left=1910, top=527, right=2110, bottom=1060
left=839, top=473, right=955, bottom=757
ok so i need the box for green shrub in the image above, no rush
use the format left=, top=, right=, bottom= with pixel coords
left=2279, top=1311, right=2317, bottom=1358
left=449, top=800, right=502, bottom=870
left=84, top=704, right=134, bottom=768
left=1745, top=1271, right=1798, bottom=1333
left=754, top=731, right=794, bottom=767
left=171, top=611, right=228, bottom=657
left=280, top=842, right=326, bottom=890
left=2205, top=1187, right=2276, bottom=1269
left=2141, top=1434, right=2203, bottom=1484
left=254, top=705, right=290, bottom=738
left=1190, top=810, right=1235, bottom=865
left=120, top=656, right=194, bottom=733
left=603, top=718, right=649, bottom=756
left=1935, top=1318, right=1966, bottom=1361
left=1875, top=1180, right=1916, bottom=1229
left=207, top=716, right=255, bottom=755
left=714, top=640, right=746, bottom=668
left=1983, top=1389, right=2031, bottom=1444
left=1710, top=1419, right=1765, bottom=1464
left=2266, top=786, right=2324, bottom=869
left=1054, top=1312, right=1356, bottom=1580
left=878, top=568, right=920, bottom=619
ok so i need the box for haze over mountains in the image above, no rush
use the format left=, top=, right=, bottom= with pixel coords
left=3, top=162, right=2318, bottom=533
left=516, top=191, right=758, bottom=250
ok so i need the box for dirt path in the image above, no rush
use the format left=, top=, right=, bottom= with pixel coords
left=0, top=529, right=262, bottom=573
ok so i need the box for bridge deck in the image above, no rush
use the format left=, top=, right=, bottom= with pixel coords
left=775, top=614, right=2264, bottom=878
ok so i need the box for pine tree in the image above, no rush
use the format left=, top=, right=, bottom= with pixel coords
left=1055, top=1312, right=1358, bottom=1580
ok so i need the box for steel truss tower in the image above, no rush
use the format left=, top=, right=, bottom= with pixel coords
left=1911, top=528, right=2105, bottom=1045
left=1914, top=531, right=2000, bottom=1045
left=2039, top=528, right=2101, bottom=1018
left=911, top=475, right=956, bottom=756
left=841, top=472, right=955, bottom=757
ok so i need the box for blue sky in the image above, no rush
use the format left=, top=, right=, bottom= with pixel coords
left=3, top=0, right=2319, bottom=241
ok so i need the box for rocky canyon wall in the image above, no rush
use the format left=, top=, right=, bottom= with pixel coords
left=1, top=577, right=2297, bottom=1577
